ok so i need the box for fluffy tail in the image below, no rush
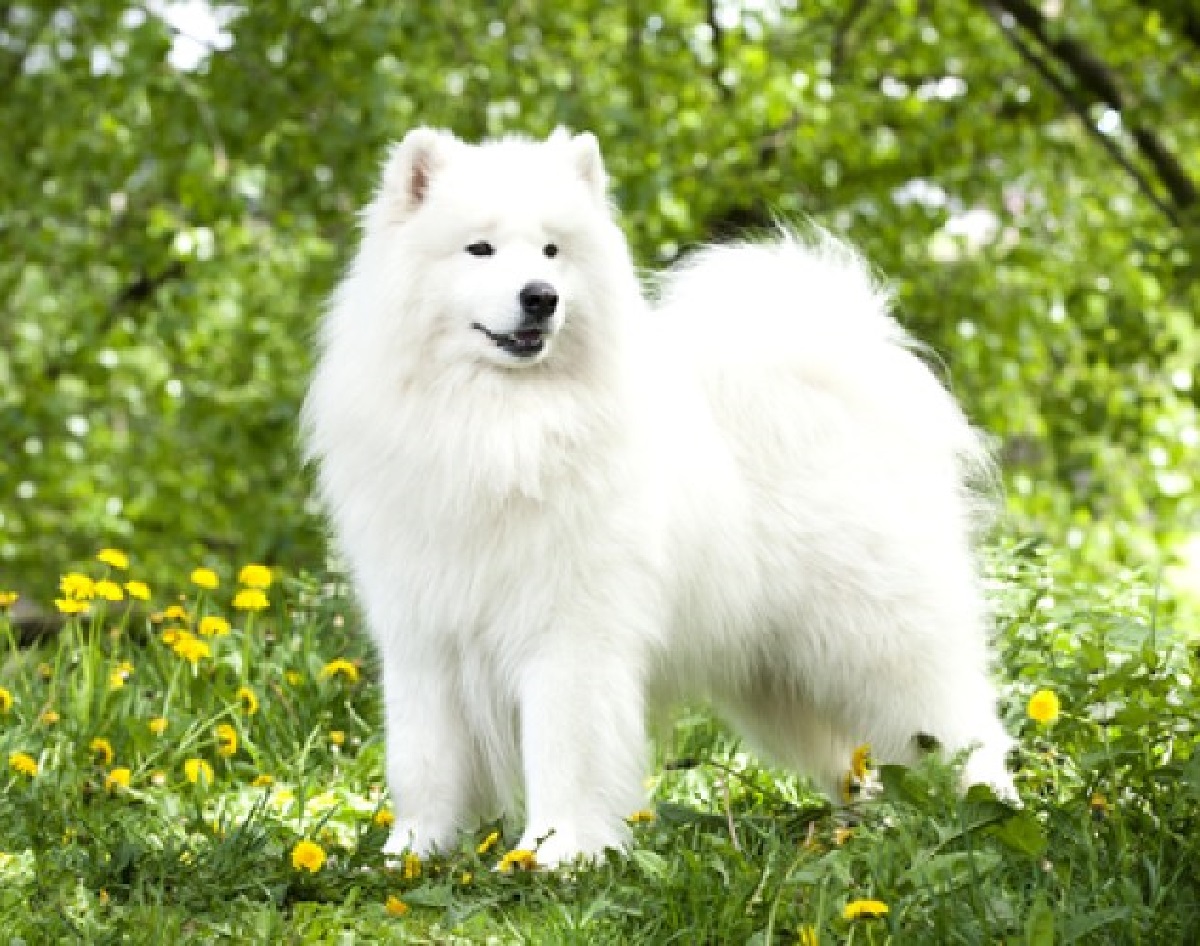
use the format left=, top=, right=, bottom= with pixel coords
left=653, top=227, right=994, bottom=504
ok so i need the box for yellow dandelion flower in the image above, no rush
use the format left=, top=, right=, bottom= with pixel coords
left=184, top=758, right=213, bottom=786
left=90, top=737, right=114, bottom=766
left=798, top=926, right=819, bottom=946
left=374, top=809, right=395, bottom=828
left=459, top=871, right=473, bottom=885
left=54, top=598, right=90, bottom=616
left=198, top=616, right=231, bottom=637
left=108, top=669, right=126, bottom=691
left=402, top=853, right=421, bottom=880
left=237, top=563, right=273, bottom=589
left=320, top=658, right=360, bottom=683
left=290, top=839, right=326, bottom=873
left=190, top=568, right=219, bottom=590
left=9, top=751, right=38, bottom=777
left=285, top=670, right=303, bottom=686
left=37, top=662, right=52, bottom=680
left=497, top=849, right=537, bottom=873
left=384, top=895, right=409, bottom=917
left=215, top=723, right=238, bottom=757
left=162, top=604, right=190, bottom=622
left=123, top=580, right=151, bottom=601
left=96, top=549, right=129, bottom=569
left=149, top=717, right=168, bottom=736
left=93, top=580, right=124, bottom=602
left=627, top=809, right=656, bottom=824
left=833, top=826, right=854, bottom=847
left=1090, top=792, right=1110, bottom=818
left=236, top=686, right=259, bottom=715
left=160, top=627, right=183, bottom=646
left=851, top=744, right=871, bottom=780
left=39, top=709, right=60, bottom=726
left=477, top=829, right=501, bottom=855
left=0, top=687, right=12, bottom=713
left=60, top=573, right=95, bottom=600
left=843, top=899, right=889, bottom=921
left=171, top=633, right=211, bottom=665
left=329, top=730, right=346, bottom=747
left=105, top=767, right=131, bottom=791
left=232, top=588, right=269, bottom=611
left=0, top=591, right=18, bottom=608
left=1027, top=689, right=1061, bottom=724
left=252, top=773, right=274, bottom=787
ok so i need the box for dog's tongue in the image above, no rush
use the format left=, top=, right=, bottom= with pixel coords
left=514, top=330, right=542, bottom=342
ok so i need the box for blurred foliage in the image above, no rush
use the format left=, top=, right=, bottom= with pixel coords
left=1, top=0, right=1198, bottom=597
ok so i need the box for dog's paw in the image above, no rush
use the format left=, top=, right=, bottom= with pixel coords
left=382, top=819, right=455, bottom=862
left=961, top=753, right=1022, bottom=808
left=514, top=820, right=630, bottom=869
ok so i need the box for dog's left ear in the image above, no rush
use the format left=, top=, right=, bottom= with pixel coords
left=564, top=131, right=607, bottom=203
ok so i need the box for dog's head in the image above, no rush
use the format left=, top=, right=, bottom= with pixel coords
left=366, top=128, right=622, bottom=371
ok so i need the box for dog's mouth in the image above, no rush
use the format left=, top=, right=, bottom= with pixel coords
left=472, top=323, right=547, bottom=359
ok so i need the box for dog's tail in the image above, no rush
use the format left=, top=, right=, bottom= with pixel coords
left=652, top=227, right=995, bottom=513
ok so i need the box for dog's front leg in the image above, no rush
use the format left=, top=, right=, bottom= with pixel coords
left=379, top=650, right=475, bottom=858
left=514, top=637, right=648, bottom=867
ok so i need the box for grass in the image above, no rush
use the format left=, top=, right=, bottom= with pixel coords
left=1, top=543, right=1198, bottom=944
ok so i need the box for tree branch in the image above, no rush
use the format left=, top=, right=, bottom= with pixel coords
left=982, top=5, right=1179, bottom=226
left=984, top=0, right=1198, bottom=218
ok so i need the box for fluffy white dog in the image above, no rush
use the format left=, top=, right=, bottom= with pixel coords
left=303, top=128, right=1015, bottom=867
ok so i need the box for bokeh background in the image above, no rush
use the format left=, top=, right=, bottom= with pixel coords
left=3, top=0, right=1198, bottom=611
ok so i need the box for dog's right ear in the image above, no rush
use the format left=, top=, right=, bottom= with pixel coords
left=380, top=128, right=459, bottom=219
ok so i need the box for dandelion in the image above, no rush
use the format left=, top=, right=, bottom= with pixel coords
left=37, top=662, right=52, bottom=680
left=149, top=717, right=168, bottom=736
left=215, top=723, right=238, bottom=757
left=459, top=871, right=473, bottom=885
left=198, top=616, right=231, bottom=637
left=329, top=729, right=345, bottom=747
left=190, top=567, right=219, bottom=590
left=0, top=591, right=18, bottom=607
left=285, top=671, right=303, bottom=686
left=39, top=709, right=60, bottom=726
left=627, top=809, right=656, bottom=824
left=833, top=826, right=854, bottom=846
left=54, top=598, right=90, bottom=616
left=477, top=829, right=501, bottom=855
left=93, top=580, right=124, bottom=602
left=851, top=744, right=871, bottom=780
left=0, top=687, right=12, bottom=713
left=843, top=899, right=889, bottom=921
left=374, top=809, right=395, bottom=829
left=108, top=669, right=126, bottom=691
left=290, top=839, right=326, bottom=873
left=238, top=563, right=273, bottom=589
left=105, top=767, right=131, bottom=791
left=236, top=686, right=259, bottom=715
left=1090, top=792, right=1110, bottom=818
left=96, top=549, right=129, bottom=569
left=799, top=926, right=819, bottom=946
left=1027, top=689, right=1061, bottom=724
left=160, top=627, right=183, bottom=646
left=252, top=773, right=274, bottom=787
left=60, top=573, right=95, bottom=600
left=161, top=604, right=190, bottom=622
left=233, top=588, right=269, bottom=611
left=497, top=849, right=537, bottom=872
left=320, top=658, right=360, bottom=683
left=171, top=633, right=211, bottom=665
left=184, top=758, right=213, bottom=786
left=384, top=895, right=409, bottom=917
left=90, top=737, right=114, bottom=766
left=9, top=751, right=38, bottom=777
left=124, top=580, right=151, bottom=601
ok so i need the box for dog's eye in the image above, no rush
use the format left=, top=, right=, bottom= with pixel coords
left=466, top=241, right=495, bottom=257
left=543, top=243, right=559, bottom=258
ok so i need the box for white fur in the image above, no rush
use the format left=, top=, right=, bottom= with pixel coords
left=302, top=129, right=1015, bottom=867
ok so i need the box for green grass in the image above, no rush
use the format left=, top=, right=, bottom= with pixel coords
left=1, top=544, right=1198, bottom=944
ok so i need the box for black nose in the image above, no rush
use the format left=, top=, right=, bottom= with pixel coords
left=519, top=281, right=558, bottom=323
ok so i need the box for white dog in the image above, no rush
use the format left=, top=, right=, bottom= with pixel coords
left=302, top=128, right=1015, bottom=867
